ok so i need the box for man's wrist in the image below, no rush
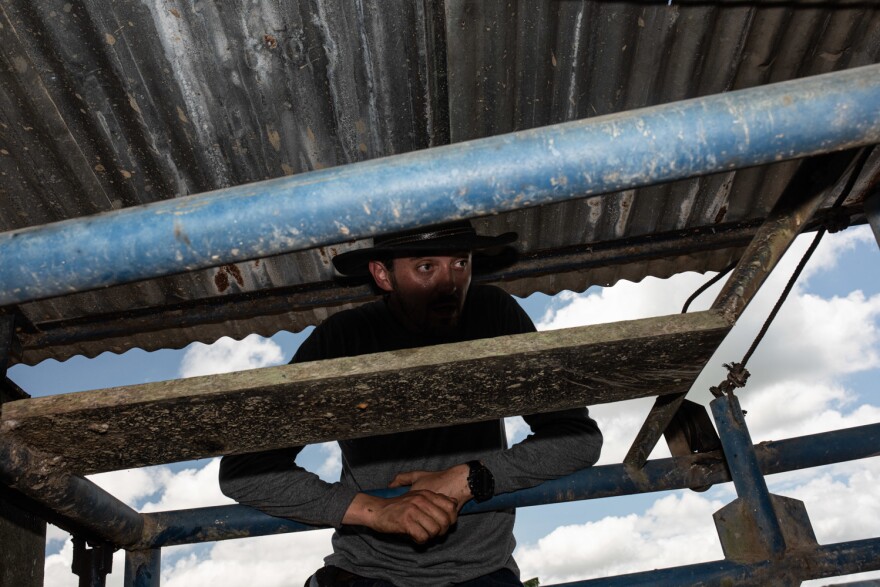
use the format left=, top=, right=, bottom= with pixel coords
left=342, top=492, right=382, bottom=527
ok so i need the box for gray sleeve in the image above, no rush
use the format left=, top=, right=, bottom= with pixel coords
left=480, top=407, right=603, bottom=495
left=218, top=317, right=362, bottom=528
left=219, top=447, right=358, bottom=528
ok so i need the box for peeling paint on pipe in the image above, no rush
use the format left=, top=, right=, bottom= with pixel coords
left=1, top=65, right=879, bottom=305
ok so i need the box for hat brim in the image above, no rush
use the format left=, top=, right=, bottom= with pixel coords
left=332, top=231, right=517, bottom=276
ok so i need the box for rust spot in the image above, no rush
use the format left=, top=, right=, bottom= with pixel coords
left=226, top=263, right=244, bottom=286
left=214, top=270, right=229, bottom=292
left=170, top=7, right=181, bottom=18
left=174, top=223, right=191, bottom=246
left=714, top=205, right=727, bottom=224
left=215, top=264, right=244, bottom=292
left=264, top=34, right=277, bottom=49
left=356, top=402, right=368, bottom=410
left=782, top=95, right=793, bottom=106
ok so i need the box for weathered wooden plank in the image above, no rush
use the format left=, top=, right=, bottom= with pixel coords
left=1, top=310, right=732, bottom=475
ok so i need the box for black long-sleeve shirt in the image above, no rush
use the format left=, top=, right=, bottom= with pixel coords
left=219, top=285, right=602, bottom=585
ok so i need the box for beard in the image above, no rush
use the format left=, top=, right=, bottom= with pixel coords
left=389, top=291, right=466, bottom=338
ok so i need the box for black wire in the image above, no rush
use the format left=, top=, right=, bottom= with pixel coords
left=737, top=147, right=872, bottom=369
left=710, top=147, right=873, bottom=393
left=681, top=261, right=738, bottom=314
left=739, top=227, right=824, bottom=368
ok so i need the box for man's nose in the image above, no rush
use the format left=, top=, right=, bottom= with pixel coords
left=437, top=264, right=458, bottom=293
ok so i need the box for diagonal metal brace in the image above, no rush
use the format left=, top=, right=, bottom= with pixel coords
left=624, top=149, right=863, bottom=471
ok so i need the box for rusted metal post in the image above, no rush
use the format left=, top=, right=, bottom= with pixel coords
left=711, top=393, right=786, bottom=559
left=124, top=549, right=161, bottom=587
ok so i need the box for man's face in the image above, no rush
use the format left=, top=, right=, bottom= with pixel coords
left=369, top=251, right=472, bottom=337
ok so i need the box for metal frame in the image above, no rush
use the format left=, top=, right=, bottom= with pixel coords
left=0, top=67, right=879, bottom=585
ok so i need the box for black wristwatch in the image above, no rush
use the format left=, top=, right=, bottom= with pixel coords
left=466, top=460, right=495, bottom=503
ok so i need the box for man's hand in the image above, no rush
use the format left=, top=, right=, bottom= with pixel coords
left=389, top=464, right=472, bottom=512
left=342, top=490, right=459, bottom=544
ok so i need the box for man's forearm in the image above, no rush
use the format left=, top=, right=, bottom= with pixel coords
left=219, top=451, right=357, bottom=527
left=482, top=408, right=603, bottom=494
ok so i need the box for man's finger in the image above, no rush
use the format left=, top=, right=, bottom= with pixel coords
left=389, top=470, right=424, bottom=488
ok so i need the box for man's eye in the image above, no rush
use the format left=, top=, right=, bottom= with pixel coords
left=417, top=264, right=432, bottom=272
left=455, top=260, right=468, bottom=268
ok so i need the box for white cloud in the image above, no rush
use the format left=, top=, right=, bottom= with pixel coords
left=139, top=459, right=234, bottom=513
left=515, top=492, right=725, bottom=583
left=505, top=417, right=529, bottom=446
left=86, top=467, right=165, bottom=507
left=179, top=334, right=285, bottom=378
left=740, top=381, right=880, bottom=443
left=44, top=531, right=332, bottom=587
left=313, top=442, right=342, bottom=482
left=161, top=531, right=333, bottom=587
left=85, top=460, right=232, bottom=514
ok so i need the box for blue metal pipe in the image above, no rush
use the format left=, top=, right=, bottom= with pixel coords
left=2, top=65, right=880, bottom=305
left=123, top=549, right=160, bottom=587
left=546, top=536, right=880, bottom=586
left=711, top=394, right=787, bottom=558
left=136, top=421, right=880, bottom=549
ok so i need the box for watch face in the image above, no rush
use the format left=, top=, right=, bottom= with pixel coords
left=468, top=461, right=494, bottom=502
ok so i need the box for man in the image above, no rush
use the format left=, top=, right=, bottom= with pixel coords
left=219, top=221, right=603, bottom=586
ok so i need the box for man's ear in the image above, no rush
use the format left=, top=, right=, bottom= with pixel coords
left=368, top=260, right=395, bottom=292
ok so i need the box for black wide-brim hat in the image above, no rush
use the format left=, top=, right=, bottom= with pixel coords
left=332, top=220, right=518, bottom=277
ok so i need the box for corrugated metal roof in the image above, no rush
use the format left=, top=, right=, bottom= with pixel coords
left=1, top=0, right=879, bottom=365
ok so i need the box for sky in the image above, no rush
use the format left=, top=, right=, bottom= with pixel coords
left=8, top=224, right=880, bottom=586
